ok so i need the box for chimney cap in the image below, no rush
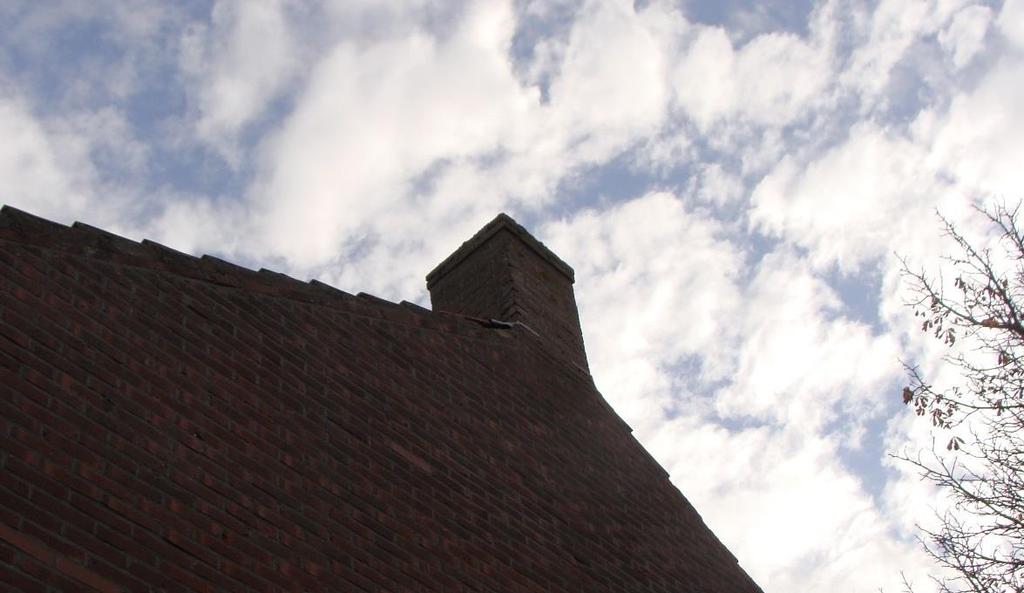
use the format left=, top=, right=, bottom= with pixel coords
left=426, top=213, right=575, bottom=288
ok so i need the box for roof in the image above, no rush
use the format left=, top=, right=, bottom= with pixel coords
left=0, top=204, right=763, bottom=593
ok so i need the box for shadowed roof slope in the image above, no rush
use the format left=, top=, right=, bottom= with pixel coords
left=0, top=205, right=763, bottom=593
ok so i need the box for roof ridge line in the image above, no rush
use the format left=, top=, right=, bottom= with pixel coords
left=0, top=205, right=481, bottom=338
left=0, top=205, right=598, bottom=378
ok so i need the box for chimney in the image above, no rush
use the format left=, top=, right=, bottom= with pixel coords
left=426, top=214, right=589, bottom=371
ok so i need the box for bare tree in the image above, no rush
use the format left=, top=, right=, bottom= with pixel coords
left=898, top=202, right=1024, bottom=593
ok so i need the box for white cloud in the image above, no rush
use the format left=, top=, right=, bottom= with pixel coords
left=750, top=122, right=944, bottom=272
left=0, top=1, right=180, bottom=112
left=181, top=0, right=301, bottom=162
left=0, top=91, right=161, bottom=240
left=928, top=55, right=1024, bottom=198
left=141, top=194, right=247, bottom=257
left=542, top=192, right=744, bottom=429
left=671, top=26, right=735, bottom=129
left=245, top=2, right=537, bottom=269
left=718, top=251, right=901, bottom=435
left=0, top=96, right=91, bottom=219
left=689, top=162, right=745, bottom=205
left=224, top=0, right=686, bottom=279
left=548, top=0, right=670, bottom=153
left=648, top=417, right=932, bottom=592
left=939, top=4, right=993, bottom=68
left=634, top=126, right=695, bottom=174
left=841, top=0, right=969, bottom=109
left=997, top=0, right=1024, bottom=51
left=671, top=16, right=834, bottom=132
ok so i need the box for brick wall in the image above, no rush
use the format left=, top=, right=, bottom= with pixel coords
left=0, top=206, right=762, bottom=593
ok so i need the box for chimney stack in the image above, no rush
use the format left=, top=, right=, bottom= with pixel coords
left=426, top=214, right=589, bottom=371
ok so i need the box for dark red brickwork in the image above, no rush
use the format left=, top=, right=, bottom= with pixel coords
left=0, top=205, right=763, bottom=593
left=427, top=214, right=589, bottom=372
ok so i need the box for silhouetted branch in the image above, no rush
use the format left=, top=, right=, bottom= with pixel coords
left=897, top=201, right=1024, bottom=593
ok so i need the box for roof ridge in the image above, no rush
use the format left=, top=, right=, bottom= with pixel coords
left=0, top=205, right=464, bottom=335
left=0, top=204, right=596, bottom=381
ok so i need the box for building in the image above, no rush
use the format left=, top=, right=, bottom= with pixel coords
left=0, top=205, right=763, bottom=592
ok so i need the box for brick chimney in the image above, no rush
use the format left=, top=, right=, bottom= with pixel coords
left=426, top=213, right=589, bottom=371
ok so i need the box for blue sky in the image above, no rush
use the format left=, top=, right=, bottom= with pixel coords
left=3, top=0, right=1023, bottom=590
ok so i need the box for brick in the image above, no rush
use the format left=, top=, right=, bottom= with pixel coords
left=0, top=558, right=48, bottom=593
left=0, top=208, right=764, bottom=593
left=54, top=556, right=123, bottom=593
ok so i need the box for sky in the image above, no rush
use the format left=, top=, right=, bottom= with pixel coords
left=2, top=0, right=1023, bottom=590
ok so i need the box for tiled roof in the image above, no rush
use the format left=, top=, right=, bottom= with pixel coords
left=0, top=205, right=763, bottom=593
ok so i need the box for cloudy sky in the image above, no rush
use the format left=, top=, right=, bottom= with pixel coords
left=3, top=0, right=1023, bottom=590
